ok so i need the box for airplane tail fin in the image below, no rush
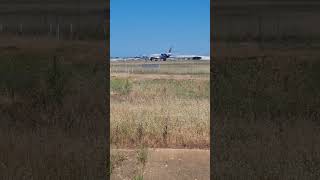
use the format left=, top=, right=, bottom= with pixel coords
left=168, top=47, right=173, bottom=53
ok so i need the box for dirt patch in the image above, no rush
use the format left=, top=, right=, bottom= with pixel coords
left=111, top=148, right=209, bottom=180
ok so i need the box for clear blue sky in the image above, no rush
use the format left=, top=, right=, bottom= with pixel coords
left=110, top=0, right=210, bottom=57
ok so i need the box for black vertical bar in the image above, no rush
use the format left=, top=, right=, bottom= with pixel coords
left=105, top=0, right=110, bottom=179
left=210, top=0, right=215, bottom=179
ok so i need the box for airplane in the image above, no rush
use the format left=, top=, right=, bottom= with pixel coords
left=149, top=47, right=173, bottom=61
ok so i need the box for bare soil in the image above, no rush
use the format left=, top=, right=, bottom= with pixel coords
left=111, top=148, right=210, bottom=180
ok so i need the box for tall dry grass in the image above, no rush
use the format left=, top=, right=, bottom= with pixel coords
left=110, top=60, right=210, bottom=75
left=212, top=55, right=320, bottom=179
left=0, top=40, right=107, bottom=179
left=110, top=75, right=210, bottom=149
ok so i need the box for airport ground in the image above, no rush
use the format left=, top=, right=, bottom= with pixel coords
left=110, top=60, right=210, bottom=179
left=100, top=41, right=320, bottom=179
left=110, top=41, right=320, bottom=179
left=110, top=60, right=210, bottom=149
left=111, top=148, right=209, bottom=180
left=0, top=36, right=107, bottom=179
left=0, top=36, right=210, bottom=179
left=2, top=36, right=320, bottom=179
left=212, top=41, right=320, bottom=178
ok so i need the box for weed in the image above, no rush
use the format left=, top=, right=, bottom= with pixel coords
left=133, top=146, right=148, bottom=180
left=137, top=122, right=144, bottom=143
left=133, top=174, right=144, bottom=180
left=162, top=117, right=168, bottom=146
left=111, top=78, right=132, bottom=95
left=136, top=146, right=148, bottom=168
left=110, top=152, right=127, bottom=175
left=46, top=55, right=67, bottom=105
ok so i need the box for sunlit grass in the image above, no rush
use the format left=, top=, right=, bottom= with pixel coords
left=110, top=72, right=210, bottom=148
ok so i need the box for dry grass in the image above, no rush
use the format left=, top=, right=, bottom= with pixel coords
left=0, top=128, right=106, bottom=179
left=110, top=62, right=210, bottom=149
left=110, top=60, right=210, bottom=75
left=213, top=116, right=320, bottom=179
left=110, top=147, right=148, bottom=180
left=212, top=54, right=320, bottom=178
left=0, top=38, right=107, bottom=179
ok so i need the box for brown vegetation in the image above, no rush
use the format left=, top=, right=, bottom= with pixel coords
left=212, top=53, right=320, bottom=179
left=0, top=38, right=107, bottom=179
left=110, top=62, right=210, bottom=149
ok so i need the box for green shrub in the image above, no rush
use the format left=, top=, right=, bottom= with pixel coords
left=136, top=146, right=148, bottom=167
left=133, top=174, right=144, bottom=180
left=111, top=78, right=132, bottom=95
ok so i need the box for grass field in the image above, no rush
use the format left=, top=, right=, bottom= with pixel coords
left=110, top=61, right=210, bottom=179
left=111, top=60, right=209, bottom=75
left=0, top=37, right=107, bottom=179
left=212, top=51, right=320, bottom=179
left=3, top=36, right=320, bottom=179
left=110, top=61, right=210, bottom=149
